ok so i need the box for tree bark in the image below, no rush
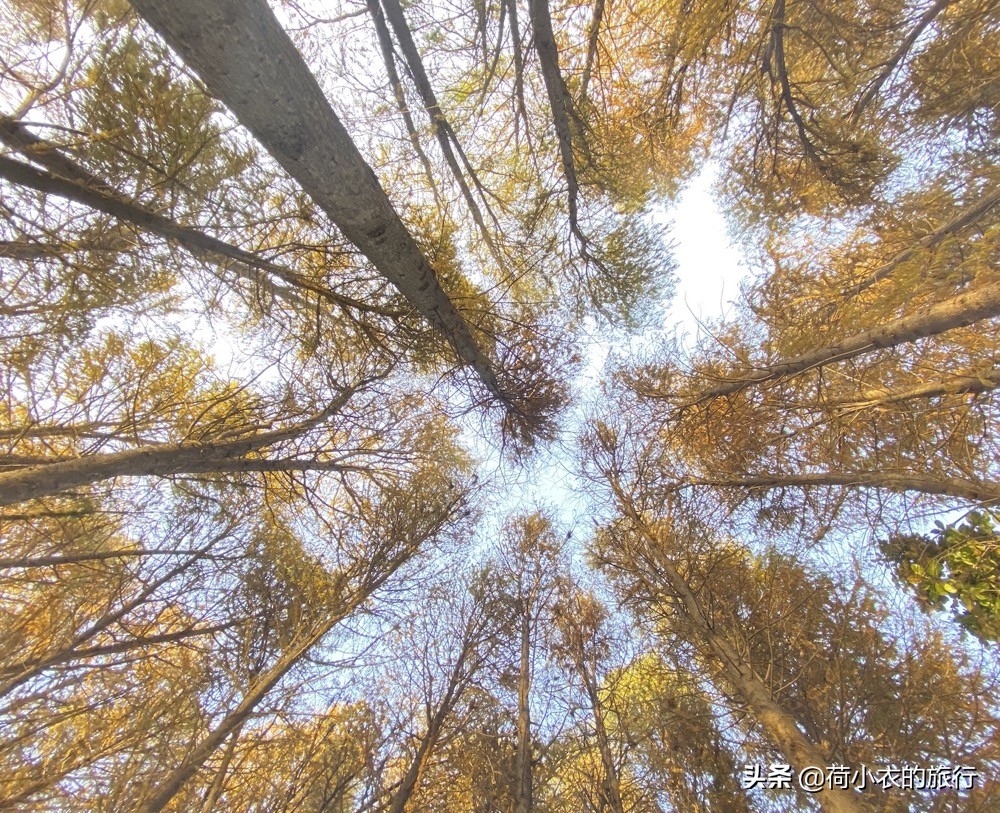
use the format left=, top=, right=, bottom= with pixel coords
left=823, top=367, right=1000, bottom=410
left=839, top=187, right=1000, bottom=299
left=665, top=279, right=1000, bottom=407
left=0, top=149, right=392, bottom=316
left=137, top=621, right=333, bottom=813
left=364, top=0, right=441, bottom=202
left=580, top=0, right=606, bottom=103
left=129, top=0, right=505, bottom=402
left=513, top=609, right=533, bottom=813
left=669, top=470, right=1000, bottom=505
left=376, top=0, right=501, bottom=256
left=851, top=0, right=954, bottom=120
left=528, top=0, right=587, bottom=244
left=0, top=393, right=354, bottom=506
left=579, top=664, right=625, bottom=813
left=135, top=535, right=426, bottom=813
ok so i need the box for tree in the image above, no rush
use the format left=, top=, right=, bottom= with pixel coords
left=883, top=510, right=1000, bottom=642
left=128, top=0, right=512, bottom=407
left=2, top=0, right=1000, bottom=808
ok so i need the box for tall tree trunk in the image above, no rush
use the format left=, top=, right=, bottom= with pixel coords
left=656, top=279, right=1000, bottom=407
left=135, top=540, right=424, bottom=813
left=528, top=0, right=587, bottom=245
left=579, top=666, right=625, bottom=813
left=0, top=394, right=354, bottom=506
left=364, top=0, right=441, bottom=202
left=386, top=711, right=446, bottom=813
left=823, top=367, right=1000, bottom=410
left=375, top=0, right=501, bottom=257
left=129, top=0, right=506, bottom=403
left=136, top=622, right=333, bottom=813
left=0, top=146, right=393, bottom=316
left=669, top=470, right=1000, bottom=505
left=513, top=610, right=533, bottom=813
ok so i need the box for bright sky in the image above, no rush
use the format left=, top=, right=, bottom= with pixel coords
left=659, top=163, right=748, bottom=340
left=483, top=164, right=751, bottom=550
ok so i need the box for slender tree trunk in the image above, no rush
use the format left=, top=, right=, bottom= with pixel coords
left=198, top=723, right=244, bottom=813
left=386, top=711, right=446, bottom=813
left=662, top=279, right=1000, bottom=407
left=0, top=150, right=389, bottom=315
left=136, top=623, right=332, bottom=813
left=528, top=0, right=587, bottom=243
left=129, top=0, right=506, bottom=403
left=840, top=187, right=1000, bottom=299
left=0, top=392, right=355, bottom=506
left=851, top=0, right=954, bottom=119
left=513, top=610, right=533, bottom=813
left=579, top=667, right=625, bottom=813
left=670, top=470, right=1000, bottom=505
left=580, top=0, right=606, bottom=102
left=364, top=0, right=441, bottom=202
left=376, top=0, right=501, bottom=256
left=823, top=367, right=1000, bottom=410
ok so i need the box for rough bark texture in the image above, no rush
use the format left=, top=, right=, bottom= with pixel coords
left=0, top=435, right=328, bottom=506
left=129, top=0, right=505, bottom=402
left=670, top=279, right=1000, bottom=406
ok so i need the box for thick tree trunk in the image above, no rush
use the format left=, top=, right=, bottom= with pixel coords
left=668, top=279, right=1000, bottom=407
left=0, top=436, right=346, bottom=506
left=0, top=388, right=357, bottom=506
left=129, top=0, right=505, bottom=402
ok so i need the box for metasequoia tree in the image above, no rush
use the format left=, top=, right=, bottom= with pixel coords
left=586, top=444, right=1000, bottom=810
left=3, top=0, right=1000, bottom=808
left=367, top=572, right=505, bottom=813
left=127, top=0, right=514, bottom=406
left=485, top=512, right=565, bottom=813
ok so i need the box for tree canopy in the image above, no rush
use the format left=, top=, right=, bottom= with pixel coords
left=1, top=0, right=998, bottom=810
